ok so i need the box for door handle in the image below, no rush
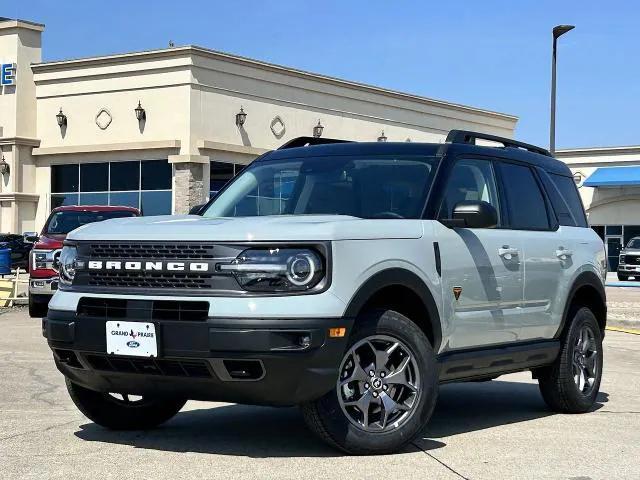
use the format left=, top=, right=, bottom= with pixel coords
left=498, top=246, right=519, bottom=259
left=556, top=248, right=573, bottom=259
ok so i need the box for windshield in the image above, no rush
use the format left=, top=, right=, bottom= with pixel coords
left=46, top=211, right=137, bottom=235
left=202, top=155, right=439, bottom=219
left=627, top=238, right=640, bottom=249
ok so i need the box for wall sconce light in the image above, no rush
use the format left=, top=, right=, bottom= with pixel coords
left=313, top=120, right=324, bottom=138
left=0, top=154, right=9, bottom=176
left=135, top=101, right=146, bottom=121
left=235, top=107, right=247, bottom=127
left=56, top=108, right=67, bottom=127
left=377, top=130, right=387, bottom=142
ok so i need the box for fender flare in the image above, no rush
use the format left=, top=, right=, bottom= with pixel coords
left=555, top=270, right=607, bottom=338
left=344, top=268, right=442, bottom=352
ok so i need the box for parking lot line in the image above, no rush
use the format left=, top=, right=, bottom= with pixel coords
left=606, top=325, right=640, bottom=335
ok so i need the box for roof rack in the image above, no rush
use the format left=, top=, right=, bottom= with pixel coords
left=446, top=130, right=552, bottom=157
left=277, top=136, right=352, bottom=150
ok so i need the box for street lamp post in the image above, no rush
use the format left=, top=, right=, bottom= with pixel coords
left=550, top=24, right=575, bottom=155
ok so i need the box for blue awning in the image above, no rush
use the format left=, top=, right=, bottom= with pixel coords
left=583, top=166, right=640, bottom=187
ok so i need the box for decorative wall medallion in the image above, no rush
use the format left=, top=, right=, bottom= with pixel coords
left=95, top=108, right=113, bottom=130
left=270, top=115, right=286, bottom=139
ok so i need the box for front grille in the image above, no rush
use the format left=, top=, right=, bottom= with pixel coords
left=78, top=297, right=209, bottom=321
left=627, top=255, right=640, bottom=265
left=73, top=241, right=245, bottom=294
left=85, top=354, right=212, bottom=378
left=86, top=271, right=215, bottom=290
left=87, top=243, right=216, bottom=260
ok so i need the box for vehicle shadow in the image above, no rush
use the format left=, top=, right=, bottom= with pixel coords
left=418, top=379, right=607, bottom=441
left=75, top=403, right=445, bottom=457
left=74, top=380, right=607, bottom=457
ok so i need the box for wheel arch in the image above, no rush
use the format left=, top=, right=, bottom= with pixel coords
left=344, top=268, right=442, bottom=352
left=556, top=270, right=607, bottom=339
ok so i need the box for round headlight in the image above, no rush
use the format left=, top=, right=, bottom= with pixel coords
left=58, top=246, right=78, bottom=285
left=286, top=253, right=317, bottom=286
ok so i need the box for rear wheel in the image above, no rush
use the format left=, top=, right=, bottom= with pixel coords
left=301, top=309, right=438, bottom=455
left=537, top=307, right=603, bottom=413
left=28, top=294, right=50, bottom=318
left=66, top=379, right=186, bottom=430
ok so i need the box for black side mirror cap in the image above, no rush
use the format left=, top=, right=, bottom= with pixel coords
left=189, top=204, right=206, bottom=215
left=23, top=232, right=39, bottom=243
left=441, top=200, right=498, bottom=229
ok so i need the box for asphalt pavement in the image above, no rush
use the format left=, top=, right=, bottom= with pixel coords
left=1, top=308, right=638, bottom=480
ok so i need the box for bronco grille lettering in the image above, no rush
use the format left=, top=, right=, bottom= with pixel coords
left=86, top=260, right=210, bottom=272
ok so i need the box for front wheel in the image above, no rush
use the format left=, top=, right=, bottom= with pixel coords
left=66, top=379, right=186, bottom=430
left=617, top=273, right=629, bottom=281
left=537, top=307, right=603, bottom=413
left=301, top=309, right=438, bottom=455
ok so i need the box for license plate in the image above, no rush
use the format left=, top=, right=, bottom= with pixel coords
left=106, top=321, right=158, bottom=357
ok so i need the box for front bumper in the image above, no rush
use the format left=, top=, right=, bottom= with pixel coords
left=44, top=308, right=353, bottom=406
left=29, top=277, right=58, bottom=296
left=618, top=264, right=640, bottom=273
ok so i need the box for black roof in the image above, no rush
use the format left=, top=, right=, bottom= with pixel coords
left=257, top=130, right=572, bottom=176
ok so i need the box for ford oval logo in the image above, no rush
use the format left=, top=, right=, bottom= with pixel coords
left=127, top=341, right=140, bottom=348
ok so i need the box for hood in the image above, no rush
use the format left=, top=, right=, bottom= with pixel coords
left=622, top=248, right=640, bottom=255
left=34, top=233, right=65, bottom=250
left=67, top=215, right=424, bottom=242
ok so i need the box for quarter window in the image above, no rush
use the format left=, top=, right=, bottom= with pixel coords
left=498, top=162, right=550, bottom=230
left=550, top=173, right=588, bottom=227
left=440, top=158, right=500, bottom=224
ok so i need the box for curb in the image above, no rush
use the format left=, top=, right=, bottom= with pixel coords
left=605, top=281, right=640, bottom=288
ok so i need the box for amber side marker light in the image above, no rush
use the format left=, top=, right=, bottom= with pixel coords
left=329, top=327, right=346, bottom=338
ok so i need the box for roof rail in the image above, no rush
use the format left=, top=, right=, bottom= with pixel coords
left=446, top=130, right=552, bottom=157
left=277, top=136, right=352, bottom=150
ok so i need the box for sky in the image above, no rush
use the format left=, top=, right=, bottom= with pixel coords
left=4, top=0, right=639, bottom=149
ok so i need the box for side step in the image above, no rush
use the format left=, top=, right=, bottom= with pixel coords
left=437, top=340, right=560, bottom=383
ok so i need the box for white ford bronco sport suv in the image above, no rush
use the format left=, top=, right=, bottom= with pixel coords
left=45, top=130, right=607, bottom=454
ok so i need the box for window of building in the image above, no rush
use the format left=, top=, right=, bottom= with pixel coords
left=498, top=162, right=550, bottom=230
left=210, top=162, right=247, bottom=197
left=50, top=160, right=172, bottom=215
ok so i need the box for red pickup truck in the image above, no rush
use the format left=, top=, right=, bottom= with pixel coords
left=29, top=205, right=140, bottom=317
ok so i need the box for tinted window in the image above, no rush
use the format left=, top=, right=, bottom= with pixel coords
left=79, top=193, right=108, bottom=205
left=440, top=158, right=500, bottom=223
left=80, top=163, right=108, bottom=192
left=109, top=192, right=140, bottom=208
left=499, top=162, right=550, bottom=230
left=50, top=193, right=79, bottom=209
left=627, top=238, right=640, bottom=249
left=110, top=161, right=140, bottom=191
left=203, top=156, right=438, bottom=219
left=51, top=164, right=79, bottom=193
left=550, top=173, right=588, bottom=227
left=538, top=171, right=574, bottom=226
left=141, top=191, right=172, bottom=216
left=210, top=162, right=234, bottom=193
left=141, top=160, right=171, bottom=190
left=46, top=210, right=137, bottom=235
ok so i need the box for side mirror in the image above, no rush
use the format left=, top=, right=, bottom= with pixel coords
left=442, top=201, right=498, bottom=229
left=23, top=232, right=39, bottom=243
left=189, top=204, right=206, bottom=215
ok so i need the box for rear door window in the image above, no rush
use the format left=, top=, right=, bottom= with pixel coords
left=498, top=162, right=550, bottom=230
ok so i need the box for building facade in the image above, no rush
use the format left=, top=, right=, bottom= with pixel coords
left=557, top=146, right=640, bottom=270
left=0, top=18, right=518, bottom=233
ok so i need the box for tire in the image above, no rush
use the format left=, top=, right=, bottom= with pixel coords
left=617, top=273, right=629, bottom=281
left=66, top=379, right=186, bottom=430
left=29, top=294, right=50, bottom=318
left=537, top=307, right=603, bottom=413
left=301, top=309, right=438, bottom=455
